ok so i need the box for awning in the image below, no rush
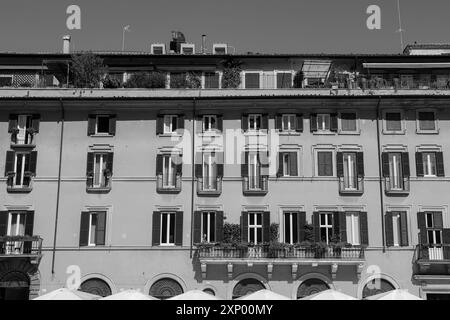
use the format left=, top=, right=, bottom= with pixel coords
left=301, top=60, right=332, bottom=78
left=363, top=62, right=450, bottom=69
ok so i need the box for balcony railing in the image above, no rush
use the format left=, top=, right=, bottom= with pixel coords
left=0, top=236, right=43, bottom=257
left=338, top=177, right=364, bottom=195
left=197, top=244, right=365, bottom=260
left=242, top=176, right=268, bottom=195
left=197, top=177, right=222, bottom=196
left=415, top=244, right=450, bottom=262
left=384, top=176, right=410, bottom=195
left=156, top=174, right=182, bottom=193
left=6, top=172, right=33, bottom=192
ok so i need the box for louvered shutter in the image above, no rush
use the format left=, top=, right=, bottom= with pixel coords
left=360, top=211, right=369, bottom=245
left=263, top=211, right=270, bottom=243
left=436, top=152, right=445, bottom=177
left=402, top=152, right=410, bottom=177
left=79, top=212, right=90, bottom=246
left=95, top=212, right=107, bottom=245
left=275, top=114, right=282, bottom=131
left=108, top=115, right=116, bottom=135
left=193, top=211, right=201, bottom=244
left=336, top=152, right=344, bottom=177
left=152, top=211, right=161, bottom=246
left=381, top=152, right=390, bottom=177
left=357, top=152, right=364, bottom=177
left=313, top=212, right=320, bottom=242
left=215, top=211, right=224, bottom=242
left=415, top=152, right=424, bottom=177
left=385, top=212, right=394, bottom=247
left=330, top=113, right=338, bottom=132
left=297, top=211, right=306, bottom=243
left=87, top=115, right=96, bottom=136
left=156, top=115, right=164, bottom=135
left=175, top=211, right=183, bottom=246
left=399, top=211, right=409, bottom=246
left=241, top=212, right=248, bottom=242
left=310, top=114, right=317, bottom=132
left=296, top=114, right=303, bottom=132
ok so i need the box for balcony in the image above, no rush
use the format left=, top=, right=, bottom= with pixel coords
left=384, top=176, right=410, bottom=196
left=242, top=176, right=268, bottom=196
left=10, top=130, right=36, bottom=148
left=86, top=172, right=112, bottom=193
left=0, top=236, right=43, bottom=264
left=197, top=177, right=222, bottom=196
left=156, top=174, right=182, bottom=193
left=197, top=244, right=365, bottom=280
left=6, top=172, right=33, bottom=193
left=414, top=244, right=450, bottom=274
left=338, top=177, right=364, bottom=195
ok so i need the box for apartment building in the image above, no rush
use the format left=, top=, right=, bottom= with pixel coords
left=1, top=40, right=450, bottom=300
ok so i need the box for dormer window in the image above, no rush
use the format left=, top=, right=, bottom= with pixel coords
left=151, top=44, right=166, bottom=54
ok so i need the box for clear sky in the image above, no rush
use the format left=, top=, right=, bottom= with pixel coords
left=0, top=0, right=449, bottom=54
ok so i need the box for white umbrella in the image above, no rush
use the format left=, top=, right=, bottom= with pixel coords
left=34, top=288, right=101, bottom=300
left=237, top=289, right=291, bottom=300
left=101, top=289, right=158, bottom=300
left=365, top=289, right=422, bottom=300
left=168, top=290, right=221, bottom=300
left=300, top=289, right=357, bottom=300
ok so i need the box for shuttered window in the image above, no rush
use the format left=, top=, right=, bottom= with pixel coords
left=153, top=211, right=183, bottom=246
left=9, top=114, right=39, bottom=145
left=277, top=152, right=298, bottom=177
left=283, top=211, right=306, bottom=244
left=79, top=211, right=106, bottom=247
left=86, top=152, right=113, bottom=189
left=385, top=211, right=408, bottom=247
left=88, top=114, right=116, bottom=136
left=416, top=151, right=444, bottom=177
left=5, top=151, right=37, bottom=188
left=245, top=211, right=270, bottom=244
left=317, top=151, right=333, bottom=176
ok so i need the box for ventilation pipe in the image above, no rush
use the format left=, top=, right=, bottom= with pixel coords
left=63, top=35, right=71, bottom=54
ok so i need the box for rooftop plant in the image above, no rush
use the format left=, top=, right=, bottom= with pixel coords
left=124, top=71, right=166, bottom=89
left=70, top=52, right=107, bottom=88
left=221, top=58, right=242, bottom=88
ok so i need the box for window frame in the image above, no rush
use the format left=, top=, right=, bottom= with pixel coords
left=160, top=212, right=176, bottom=246
left=319, top=212, right=334, bottom=244
left=416, top=109, right=438, bottom=134
left=338, top=111, right=360, bottom=135
left=94, top=115, right=112, bottom=135
left=283, top=211, right=298, bottom=244
left=202, top=115, right=218, bottom=132
left=345, top=211, right=361, bottom=246
left=422, top=152, right=437, bottom=177
left=201, top=211, right=216, bottom=243
left=243, top=71, right=261, bottom=89
left=316, top=113, right=331, bottom=132
left=281, top=114, right=296, bottom=132
left=388, top=152, right=404, bottom=191
left=0, top=74, right=13, bottom=87
left=314, top=148, right=335, bottom=177
left=92, top=152, right=109, bottom=188
left=163, top=115, right=179, bottom=134
left=248, top=212, right=263, bottom=244
left=202, top=152, right=217, bottom=191
left=275, top=70, right=294, bottom=89
left=247, top=114, right=263, bottom=131
left=13, top=152, right=30, bottom=188
left=383, top=110, right=405, bottom=135
left=162, top=154, right=177, bottom=189
left=342, top=152, right=358, bottom=190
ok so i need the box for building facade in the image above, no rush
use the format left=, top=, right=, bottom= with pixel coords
left=1, top=42, right=450, bottom=300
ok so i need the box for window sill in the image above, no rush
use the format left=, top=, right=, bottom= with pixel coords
left=243, top=189, right=268, bottom=196
left=382, top=130, right=406, bottom=135
left=339, top=189, right=364, bottom=196
left=416, top=129, right=439, bottom=135
left=86, top=186, right=111, bottom=193
left=7, top=186, right=32, bottom=193
left=158, top=133, right=182, bottom=138
left=385, top=189, right=409, bottom=196
left=197, top=189, right=221, bottom=197
left=312, top=131, right=336, bottom=135
left=244, top=130, right=268, bottom=136
left=157, top=187, right=181, bottom=194
left=89, top=133, right=114, bottom=138
left=338, top=130, right=360, bottom=135
left=10, top=143, right=36, bottom=149
left=198, top=130, right=222, bottom=137
left=278, top=131, right=301, bottom=136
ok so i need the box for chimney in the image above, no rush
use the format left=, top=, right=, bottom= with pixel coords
left=201, top=34, right=206, bottom=54
left=63, top=35, right=71, bottom=54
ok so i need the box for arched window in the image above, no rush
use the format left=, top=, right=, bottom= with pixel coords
left=232, top=278, right=265, bottom=299
left=80, top=278, right=112, bottom=297
left=362, top=278, right=396, bottom=298
left=297, top=278, right=329, bottom=299
left=0, top=271, right=30, bottom=300
left=149, top=278, right=183, bottom=300
left=203, top=288, right=215, bottom=296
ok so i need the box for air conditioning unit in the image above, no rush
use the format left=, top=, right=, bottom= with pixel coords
left=180, top=43, right=195, bottom=55
left=213, top=44, right=228, bottom=54
left=151, top=44, right=166, bottom=54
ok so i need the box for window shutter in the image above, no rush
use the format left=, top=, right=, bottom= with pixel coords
left=24, top=211, right=34, bottom=236
left=196, top=116, right=203, bottom=134
left=217, top=152, right=224, bottom=178
left=79, top=212, right=90, bottom=247
left=297, top=211, right=306, bottom=242
left=296, top=114, right=303, bottom=132
left=86, top=152, right=94, bottom=187
left=436, top=152, right=445, bottom=177
left=29, top=151, right=38, bottom=175
left=175, top=211, right=183, bottom=246
left=193, top=211, right=201, bottom=244
left=339, top=212, right=347, bottom=242
left=217, top=115, right=223, bottom=132
left=382, top=152, right=389, bottom=177
left=241, top=114, right=248, bottom=131
left=5, top=151, right=15, bottom=176
left=0, top=211, right=8, bottom=236
left=195, top=163, right=203, bottom=178
left=443, top=229, right=450, bottom=244
left=31, top=115, right=40, bottom=133
left=336, top=152, right=344, bottom=177
left=357, top=152, right=365, bottom=177
left=399, top=211, right=409, bottom=246
left=310, top=114, right=317, bottom=132
left=277, top=152, right=284, bottom=177
left=415, top=152, right=424, bottom=177
left=419, top=228, right=428, bottom=245
left=417, top=212, right=426, bottom=230
left=8, top=114, right=18, bottom=133
left=215, top=211, right=224, bottom=242
left=106, top=153, right=114, bottom=175
left=108, top=115, right=116, bottom=135
left=313, top=212, right=320, bottom=242
left=333, top=211, right=341, bottom=241
left=241, top=212, right=248, bottom=242
left=360, top=211, right=369, bottom=245
left=385, top=212, right=394, bottom=247
left=330, top=113, right=338, bottom=132
left=402, top=152, right=410, bottom=177
left=95, top=212, right=107, bottom=245
left=290, top=152, right=298, bottom=176
left=177, top=115, right=184, bottom=130
left=175, top=154, right=183, bottom=176
left=275, top=114, right=282, bottom=131
left=156, top=154, right=163, bottom=175
left=152, top=211, right=161, bottom=246
left=87, top=115, right=96, bottom=136
left=433, top=211, right=443, bottom=229
left=261, top=114, right=269, bottom=130
left=156, top=115, right=164, bottom=135
left=263, top=211, right=270, bottom=243
left=241, top=151, right=249, bottom=177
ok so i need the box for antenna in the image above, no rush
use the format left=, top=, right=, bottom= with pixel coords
left=396, top=0, right=405, bottom=53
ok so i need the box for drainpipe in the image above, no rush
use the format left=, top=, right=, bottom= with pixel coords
left=375, top=96, right=386, bottom=253
left=51, top=98, right=65, bottom=274
left=189, top=96, right=197, bottom=259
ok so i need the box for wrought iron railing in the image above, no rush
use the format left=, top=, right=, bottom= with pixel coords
left=0, top=236, right=43, bottom=256
left=415, top=244, right=450, bottom=261
left=197, top=177, right=222, bottom=195
left=156, top=174, right=182, bottom=193
left=338, top=176, right=364, bottom=194
left=242, top=176, right=268, bottom=195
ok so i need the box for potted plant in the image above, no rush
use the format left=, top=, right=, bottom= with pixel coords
left=393, top=77, right=400, bottom=91
left=360, top=76, right=367, bottom=90
left=221, top=58, right=242, bottom=89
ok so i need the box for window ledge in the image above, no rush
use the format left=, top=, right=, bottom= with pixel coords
left=7, top=186, right=32, bottom=193
left=158, top=133, right=182, bottom=138
left=382, top=130, right=406, bottom=135
left=244, top=130, right=268, bottom=136
left=86, top=187, right=111, bottom=193
left=339, top=189, right=364, bottom=196
left=278, top=131, right=301, bottom=136
left=198, top=130, right=222, bottom=137
left=197, top=189, right=222, bottom=196
left=312, top=131, right=336, bottom=135
left=157, top=187, right=181, bottom=194
left=385, top=189, right=409, bottom=196
left=416, top=130, right=439, bottom=135
left=243, top=189, right=268, bottom=196
left=338, top=131, right=361, bottom=135
left=89, top=133, right=114, bottom=138
left=10, top=143, right=36, bottom=149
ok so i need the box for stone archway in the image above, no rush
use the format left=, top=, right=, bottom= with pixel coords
left=0, top=260, right=40, bottom=300
left=232, top=278, right=266, bottom=299
left=80, top=278, right=112, bottom=297
left=149, top=277, right=184, bottom=300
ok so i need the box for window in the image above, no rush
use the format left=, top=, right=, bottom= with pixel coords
left=8, top=114, right=39, bottom=145
left=283, top=212, right=298, bottom=244
left=418, top=111, right=437, bottom=131
left=346, top=212, right=360, bottom=245
left=416, top=151, right=444, bottom=177
left=202, top=152, right=217, bottom=191
left=422, top=152, right=437, bottom=177
left=203, top=115, right=217, bottom=132
left=282, top=114, right=296, bottom=131
left=426, top=212, right=442, bottom=245
left=248, top=114, right=262, bottom=131
left=245, top=73, right=260, bottom=89
left=317, top=151, right=333, bottom=177
left=5, top=212, right=26, bottom=254
left=96, top=116, right=110, bottom=134
left=340, top=112, right=357, bottom=132
left=392, top=213, right=402, bottom=246
left=385, top=112, right=402, bottom=132
left=248, top=153, right=261, bottom=190
left=93, top=153, right=109, bottom=187
left=248, top=212, right=263, bottom=243
left=79, top=211, right=106, bottom=247
left=277, top=152, right=298, bottom=177
left=389, top=153, right=403, bottom=190
left=317, top=114, right=331, bottom=131
left=88, top=114, right=116, bottom=136
left=163, top=155, right=177, bottom=188
left=13, top=152, right=31, bottom=188
left=343, top=152, right=357, bottom=190
left=164, top=115, right=178, bottom=134
left=16, top=115, right=32, bottom=144
left=86, top=152, right=113, bottom=189
left=386, top=211, right=408, bottom=247
left=201, top=211, right=216, bottom=242
left=204, top=72, right=219, bottom=89
left=276, top=72, right=292, bottom=89
left=161, top=212, right=176, bottom=245
left=0, top=75, right=13, bottom=87
left=319, top=212, right=333, bottom=243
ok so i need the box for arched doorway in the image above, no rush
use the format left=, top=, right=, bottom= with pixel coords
left=232, top=278, right=265, bottom=299
left=297, top=278, right=330, bottom=299
left=80, top=278, right=112, bottom=297
left=0, top=271, right=30, bottom=300
left=149, top=278, right=183, bottom=300
left=362, top=278, right=396, bottom=298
